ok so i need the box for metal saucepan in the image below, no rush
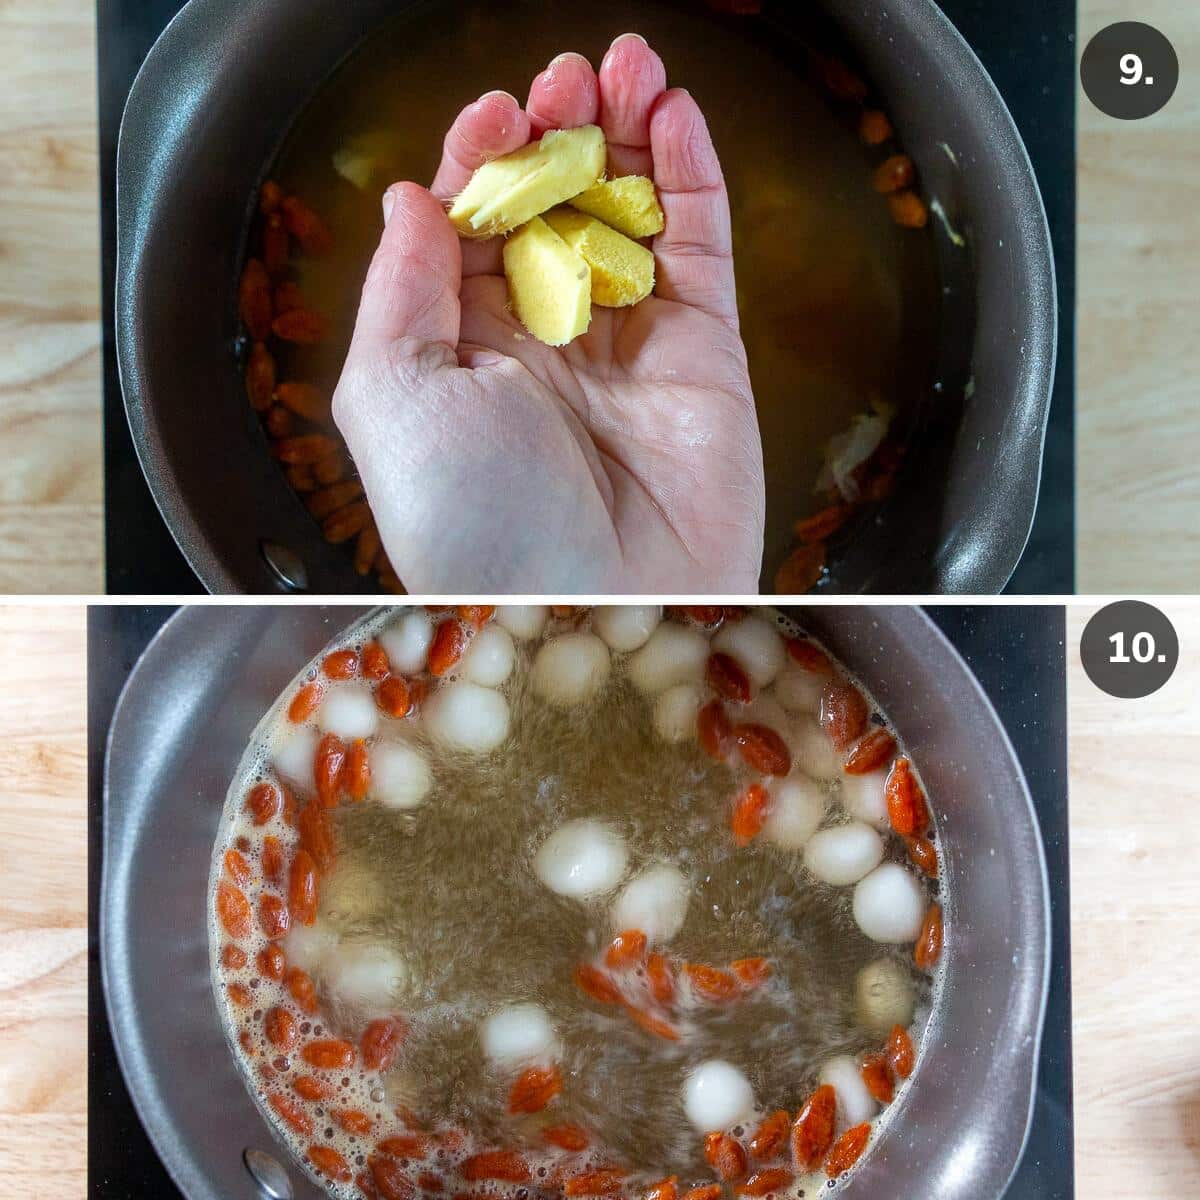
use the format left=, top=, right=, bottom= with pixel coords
left=100, top=605, right=1050, bottom=1198
left=115, top=0, right=1056, bottom=594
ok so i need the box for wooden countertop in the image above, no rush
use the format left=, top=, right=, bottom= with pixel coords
left=0, top=606, right=88, bottom=1197
left=0, top=1, right=1196, bottom=593
left=1, top=603, right=1200, bottom=1195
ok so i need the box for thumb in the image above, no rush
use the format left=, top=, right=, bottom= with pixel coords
left=348, top=181, right=463, bottom=358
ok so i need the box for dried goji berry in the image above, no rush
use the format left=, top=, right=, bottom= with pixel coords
left=264, top=1006, right=298, bottom=1050
left=334, top=1108, right=374, bottom=1135
left=276, top=380, right=328, bottom=422
left=294, top=1074, right=332, bottom=1101
left=263, top=212, right=289, bottom=272
left=308, top=1144, right=352, bottom=1182
left=625, top=1005, right=681, bottom=1041
left=246, top=781, right=281, bottom=825
left=873, top=155, right=914, bottom=194
left=646, top=952, right=675, bottom=1004
left=258, top=943, right=286, bottom=981
left=269, top=1091, right=313, bottom=1136
left=564, top=1168, right=626, bottom=1195
left=509, top=1064, right=562, bottom=1114
left=793, top=503, right=853, bottom=545
left=460, top=1151, right=530, bottom=1182
left=543, top=1124, right=590, bottom=1152
left=885, top=759, right=928, bottom=837
left=605, top=930, right=648, bottom=970
left=261, top=835, right=284, bottom=883
left=843, top=728, right=897, bottom=775
left=682, top=1187, right=722, bottom=1200
left=227, top=981, right=252, bottom=1006
left=238, top=258, right=272, bottom=340
left=369, top=1154, right=415, bottom=1200
left=819, top=681, right=869, bottom=749
left=791, top=1085, right=835, bottom=1169
left=362, top=1017, right=407, bottom=1072
left=260, top=180, right=283, bottom=215
left=731, top=784, right=772, bottom=846
left=272, top=433, right=339, bottom=465
left=457, top=605, right=495, bottom=630
left=684, top=963, right=740, bottom=1002
left=302, top=1039, right=356, bottom=1070
left=858, top=109, right=893, bottom=146
left=748, top=1111, right=789, bottom=1160
left=734, top=724, right=791, bottom=776
left=315, top=732, right=346, bottom=806
left=824, top=1124, right=870, bottom=1177
left=345, top=738, right=370, bottom=801
left=259, top=893, right=291, bottom=940
left=428, top=620, right=466, bottom=677
left=287, top=967, right=318, bottom=1014
left=887, top=1025, right=915, bottom=1078
left=216, top=880, right=252, bottom=939
left=705, top=1132, right=748, bottom=1181
left=914, top=903, right=943, bottom=971
left=906, top=835, right=939, bottom=878
left=707, top=652, right=752, bottom=703
left=281, top=195, right=333, bottom=256
left=860, top=1053, right=894, bottom=1103
left=288, top=681, right=323, bottom=723
left=889, top=190, right=929, bottom=229
left=297, top=801, right=336, bottom=870
left=377, top=676, right=412, bottom=718
left=731, top=957, right=771, bottom=988
left=784, top=637, right=832, bottom=673
left=272, top=305, right=328, bottom=343
left=574, top=963, right=621, bottom=1006
left=737, top=1168, right=794, bottom=1196
left=323, top=649, right=359, bottom=679
left=698, top=700, right=734, bottom=760
left=289, top=849, right=318, bottom=926
left=224, top=848, right=251, bottom=885
left=681, top=606, right=724, bottom=626
left=362, top=641, right=390, bottom=680
left=644, top=1178, right=678, bottom=1200
left=323, top=501, right=372, bottom=545
left=377, top=1133, right=429, bottom=1158
left=245, top=341, right=275, bottom=411
left=220, top=943, right=247, bottom=970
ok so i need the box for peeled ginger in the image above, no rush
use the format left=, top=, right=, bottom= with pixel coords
left=544, top=208, right=655, bottom=308
left=501, top=217, right=592, bottom=347
left=570, top=175, right=665, bottom=237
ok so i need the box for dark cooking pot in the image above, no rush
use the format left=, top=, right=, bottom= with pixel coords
left=101, top=605, right=1050, bottom=1199
left=116, top=0, right=1056, bottom=594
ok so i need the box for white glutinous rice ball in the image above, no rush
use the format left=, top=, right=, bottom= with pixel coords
left=853, top=864, right=928, bottom=942
left=793, top=717, right=841, bottom=780
left=611, top=863, right=690, bottom=943
left=762, top=778, right=826, bottom=849
left=653, top=683, right=703, bottom=744
left=819, top=1055, right=878, bottom=1127
left=531, top=633, right=611, bottom=706
left=593, top=605, right=662, bottom=653
left=683, top=1060, right=756, bottom=1133
left=774, top=660, right=826, bottom=714
left=481, top=1003, right=559, bottom=1067
left=325, top=942, right=409, bottom=1018
left=741, top=695, right=792, bottom=741
left=840, top=769, right=889, bottom=830
left=370, top=740, right=433, bottom=809
left=380, top=610, right=434, bottom=676
left=272, top=726, right=319, bottom=793
left=283, top=920, right=337, bottom=976
left=534, top=818, right=628, bottom=899
left=712, top=615, right=786, bottom=690
left=803, top=822, right=885, bottom=886
left=461, top=624, right=516, bottom=687
left=855, top=959, right=917, bottom=1037
left=424, top=681, right=510, bottom=753
left=627, top=623, right=711, bottom=695
left=496, top=605, right=550, bottom=641
left=318, top=684, right=379, bottom=740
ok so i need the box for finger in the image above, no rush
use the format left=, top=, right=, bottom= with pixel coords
left=431, top=90, right=531, bottom=201
left=526, top=51, right=600, bottom=134
left=347, top=182, right=462, bottom=358
left=598, top=33, right=667, bottom=177
left=649, top=88, right=739, bottom=329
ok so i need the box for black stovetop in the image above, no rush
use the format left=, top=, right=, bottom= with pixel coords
left=97, top=0, right=1076, bottom=595
left=88, top=605, right=1073, bottom=1198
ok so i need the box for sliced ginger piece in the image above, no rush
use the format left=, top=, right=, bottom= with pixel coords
left=569, top=175, right=665, bottom=238
left=503, top=216, right=592, bottom=346
left=449, top=125, right=606, bottom=238
left=543, top=209, right=655, bottom=308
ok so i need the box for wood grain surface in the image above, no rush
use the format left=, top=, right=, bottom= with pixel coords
left=1068, top=603, right=1200, bottom=1196
left=0, top=0, right=103, bottom=594
left=0, top=606, right=87, bottom=1198
left=1077, top=2, right=1200, bottom=590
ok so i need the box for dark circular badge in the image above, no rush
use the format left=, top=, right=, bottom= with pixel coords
left=1081, top=22, right=1179, bottom=120
left=1080, top=601, right=1179, bottom=699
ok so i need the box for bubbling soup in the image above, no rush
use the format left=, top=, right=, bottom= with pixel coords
left=240, top=0, right=941, bottom=592
left=209, top=606, right=946, bottom=1198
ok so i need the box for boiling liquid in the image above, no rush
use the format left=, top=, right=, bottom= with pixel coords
left=267, top=0, right=941, bottom=587
left=211, top=607, right=940, bottom=1196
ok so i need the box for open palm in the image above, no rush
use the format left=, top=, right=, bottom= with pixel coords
left=334, top=35, right=764, bottom=593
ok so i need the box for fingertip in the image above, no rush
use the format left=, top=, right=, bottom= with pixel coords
left=527, top=51, right=600, bottom=132
left=650, top=87, right=722, bottom=192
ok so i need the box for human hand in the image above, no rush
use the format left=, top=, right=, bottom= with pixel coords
left=333, top=34, right=764, bottom=594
